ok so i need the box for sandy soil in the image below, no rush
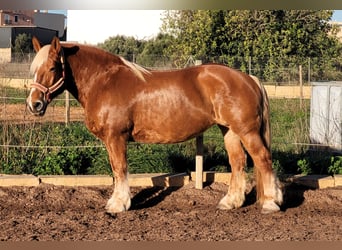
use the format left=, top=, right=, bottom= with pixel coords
left=0, top=103, right=84, bottom=123
left=0, top=182, right=341, bottom=241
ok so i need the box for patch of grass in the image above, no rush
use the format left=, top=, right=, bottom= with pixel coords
left=270, top=98, right=310, bottom=153
left=0, top=122, right=109, bottom=175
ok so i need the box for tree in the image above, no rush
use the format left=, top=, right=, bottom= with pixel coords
left=13, top=33, right=32, bottom=61
left=13, top=33, right=32, bottom=53
left=136, top=33, right=175, bottom=67
left=161, top=10, right=212, bottom=65
left=97, top=33, right=175, bottom=68
left=161, top=10, right=342, bottom=81
left=97, top=35, right=145, bottom=62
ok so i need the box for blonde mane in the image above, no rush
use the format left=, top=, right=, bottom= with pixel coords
left=119, top=57, right=151, bottom=82
left=30, top=45, right=51, bottom=75
left=30, top=43, right=151, bottom=82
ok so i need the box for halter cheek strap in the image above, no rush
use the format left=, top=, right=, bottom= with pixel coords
left=30, top=77, right=64, bottom=103
left=30, top=49, right=66, bottom=103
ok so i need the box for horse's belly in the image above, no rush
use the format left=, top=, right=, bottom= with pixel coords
left=130, top=86, right=214, bottom=143
left=131, top=129, right=176, bottom=143
left=131, top=115, right=213, bottom=144
left=131, top=127, right=202, bottom=144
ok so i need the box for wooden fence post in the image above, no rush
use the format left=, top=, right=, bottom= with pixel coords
left=65, top=91, right=70, bottom=125
left=195, top=135, right=204, bottom=189
left=194, top=59, right=204, bottom=189
left=299, top=65, right=303, bottom=109
left=307, top=58, right=311, bottom=84
left=248, top=56, right=252, bottom=75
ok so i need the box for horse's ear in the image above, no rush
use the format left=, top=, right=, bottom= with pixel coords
left=32, top=36, right=41, bottom=52
left=50, top=37, right=61, bottom=55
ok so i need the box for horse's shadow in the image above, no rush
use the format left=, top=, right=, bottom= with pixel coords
left=242, top=182, right=311, bottom=211
left=130, top=186, right=182, bottom=210
left=130, top=181, right=310, bottom=211
left=279, top=182, right=312, bottom=211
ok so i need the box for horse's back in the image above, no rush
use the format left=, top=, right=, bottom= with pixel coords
left=129, top=65, right=262, bottom=143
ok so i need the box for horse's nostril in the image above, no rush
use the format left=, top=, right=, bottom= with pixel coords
left=33, top=101, right=44, bottom=111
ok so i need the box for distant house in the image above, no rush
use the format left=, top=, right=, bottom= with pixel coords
left=0, top=10, right=35, bottom=26
left=329, top=21, right=342, bottom=43
left=0, top=10, right=66, bottom=63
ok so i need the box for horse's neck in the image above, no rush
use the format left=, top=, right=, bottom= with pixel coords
left=64, top=57, right=85, bottom=107
left=66, top=47, right=118, bottom=108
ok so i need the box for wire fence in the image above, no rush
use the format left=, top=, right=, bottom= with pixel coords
left=2, top=53, right=342, bottom=83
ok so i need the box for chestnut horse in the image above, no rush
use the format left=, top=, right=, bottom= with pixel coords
left=27, top=37, right=282, bottom=214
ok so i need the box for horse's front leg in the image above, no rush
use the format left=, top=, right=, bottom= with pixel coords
left=104, top=135, right=131, bottom=214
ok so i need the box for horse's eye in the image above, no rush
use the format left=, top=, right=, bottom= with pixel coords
left=50, top=67, right=56, bottom=72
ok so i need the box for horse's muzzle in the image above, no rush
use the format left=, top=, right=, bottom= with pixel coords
left=26, top=98, right=47, bottom=116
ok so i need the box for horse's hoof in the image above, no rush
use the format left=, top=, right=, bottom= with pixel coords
left=217, top=194, right=244, bottom=210
left=105, top=211, right=118, bottom=219
left=217, top=203, right=233, bottom=210
left=105, top=197, right=131, bottom=214
left=217, top=195, right=233, bottom=210
left=261, top=200, right=280, bottom=214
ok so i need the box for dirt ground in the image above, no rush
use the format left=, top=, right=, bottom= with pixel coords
left=0, top=181, right=341, bottom=241
left=1, top=104, right=342, bottom=241
left=0, top=103, right=84, bottom=123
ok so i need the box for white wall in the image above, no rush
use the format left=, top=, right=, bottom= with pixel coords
left=310, top=82, right=342, bottom=151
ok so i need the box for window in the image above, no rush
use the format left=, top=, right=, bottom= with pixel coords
left=4, top=14, right=11, bottom=25
left=14, top=15, right=18, bottom=23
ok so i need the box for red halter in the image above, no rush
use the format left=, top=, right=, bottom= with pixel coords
left=30, top=49, right=65, bottom=103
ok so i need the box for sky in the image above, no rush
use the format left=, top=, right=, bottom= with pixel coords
left=49, top=10, right=164, bottom=44
left=332, top=10, right=342, bottom=21
left=49, top=10, right=342, bottom=45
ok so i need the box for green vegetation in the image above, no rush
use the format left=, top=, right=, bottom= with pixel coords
left=328, top=156, right=342, bottom=175
left=13, top=33, right=33, bottom=54
left=0, top=121, right=224, bottom=175
left=97, top=10, right=342, bottom=82
left=0, top=122, right=109, bottom=175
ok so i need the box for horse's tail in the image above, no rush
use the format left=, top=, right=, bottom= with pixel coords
left=250, top=75, right=271, bottom=150
left=249, top=75, right=271, bottom=202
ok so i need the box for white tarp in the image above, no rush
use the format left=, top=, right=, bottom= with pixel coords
left=310, top=82, right=342, bottom=152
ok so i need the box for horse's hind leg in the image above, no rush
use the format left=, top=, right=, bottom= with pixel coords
left=104, top=135, right=131, bottom=214
left=239, top=130, right=283, bottom=214
left=217, top=128, right=247, bottom=210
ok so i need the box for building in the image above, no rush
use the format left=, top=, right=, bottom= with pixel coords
left=329, top=21, right=342, bottom=43
left=0, top=10, right=35, bottom=26
left=0, top=10, right=66, bottom=63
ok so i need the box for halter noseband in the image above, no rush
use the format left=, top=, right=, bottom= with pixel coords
left=30, top=48, right=66, bottom=103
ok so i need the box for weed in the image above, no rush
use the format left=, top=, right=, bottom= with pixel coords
left=297, top=158, right=311, bottom=175
left=328, top=156, right=342, bottom=175
left=272, top=159, right=285, bottom=177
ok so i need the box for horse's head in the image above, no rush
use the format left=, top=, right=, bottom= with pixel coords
left=26, top=36, right=66, bottom=116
